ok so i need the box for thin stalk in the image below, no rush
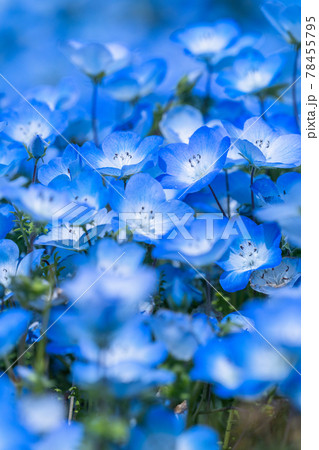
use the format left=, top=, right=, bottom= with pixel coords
left=250, top=167, right=255, bottom=210
left=32, top=158, right=38, bottom=183
left=91, top=81, right=99, bottom=146
left=223, top=407, right=236, bottom=450
left=203, top=66, right=213, bottom=118
left=68, top=393, right=75, bottom=425
left=259, top=96, right=265, bottom=117
left=225, top=169, right=231, bottom=217
left=292, top=45, right=301, bottom=130
left=209, top=184, right=227, bottom=217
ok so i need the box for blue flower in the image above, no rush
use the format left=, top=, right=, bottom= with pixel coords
left=37, top=144, right=82, bottom=186
left=216, top=49, right=284, bottom=97
left=15, top=184, right=72, bottom=222
left=0, top=142, right=26, bottom=177
left=35, top=208, right=115, bottom=250
left=216, top=217, right=282, bottom=292
left=62, top=40, right=130, bottom=81
left=158, top=126, right=230, bottom=194
left=127, top=406, right=219, bottom=450
left=0, top=239, right=44, bottom=288
left=254, top=173, right=301, bottom=247
left=0, top=309, right=31, bottom=358
left=262, top=0, right=301, bottom=45
left=225, top=117, right=301, bottom=168
left=159, top=105, right=204, bottom=144
left=72, top=318, right=174, bottom=397
left=103, top=59, right=166, bottom=101
left=2, top=101, right=65, bottom=147
left=153, top=216, right=232, bottom=266
left=191, top=331, right=293, bottom=399
left=150, top=310, right=214, bottom=361
left=250, top=257, right=300, bottom=294
left=62, top=239, right=157, bottom=305
left=157, top=264, right=202, bottom=309
left=26, top=78, right=79, bottom=111
left=84, top=132, right=163, bottom=177
left=0, top=204, right=15, bottom=239
left=111, top=173, right=193, bottom=243
left=171, top=20, right=240, bottom=67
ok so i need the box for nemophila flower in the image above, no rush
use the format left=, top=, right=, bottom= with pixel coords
left=216, top=49, right=284, bottom=97
left=35, top=208, right=115, bottom=250
left=191, top=331, right=293, bottom=399
left=127, top=406, right=220, bottom=450
left=262, top=0, right=301, bottom=45
left=113, top=102, right=154, bottom=137
left=159, top=105, right=204, bottom=144
left=103, top=59, right=166, bottom=101
left=150, top=310, right=214, bottom=361
left=252, top=171, right=301, bottom=204
left=0, top=309, right=31, bottom=358
left=243, top=288, right=301, bottom=351
left=84, top=132, right=163, bottom=177
left=216, top=217, right=282, bottom=292
left=0, top=142, right=26, bottom=176
left=158, top=106, right=246, bottom=166
left=62, top=40, right=130, bottom=81
left=225, top=117, right=301, bottom=168
left=16, top=184, right=72, bottom=222
left=157, top=264, right=202, bottom=309
left=49, top=166, right=117, bottom=210
left=250, top=257, right=301, bottom=294
left=158, top=126, right=230, bottom=194
left=26, top=78, right=79, bottom=111
left=153, top=216, right=232, bottom=266
left=0, top=204, right=14, bottom=239
left=2, top=101, right=65, bottom=147
left=254, top=173, right=301, bottom=247
left=111, top=173, right=193, bottom=243
left=171, top=20, right=240, bottom=67
left=37, top=144, right=82, bottom=186
left=73, top=318, right=174, bottom=397
left=62, top=239, right=157, bottom=305
left=0, top=239, right=44, bottom=287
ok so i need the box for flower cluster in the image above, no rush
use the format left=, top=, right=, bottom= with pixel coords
left=0, top=0, right=301, bottom=448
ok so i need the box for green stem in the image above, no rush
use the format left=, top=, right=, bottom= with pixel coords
left=32, top=158, right=38, bottom=183
left=186, top=382, right=203, bottom=428
left=209, top=184, right=227, bottom=217
left=225, top=169, right=231, bottom=218
left=223, top=407, right=236, bottom=450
